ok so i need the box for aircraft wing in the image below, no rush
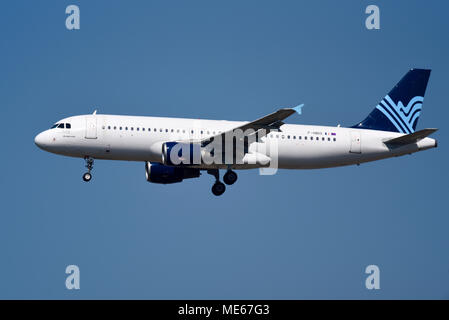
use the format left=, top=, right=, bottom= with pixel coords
left=199, top=104, right=304, bottom=146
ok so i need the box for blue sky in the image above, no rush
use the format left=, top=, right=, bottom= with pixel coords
left=0, top=0, right=448, bottom=299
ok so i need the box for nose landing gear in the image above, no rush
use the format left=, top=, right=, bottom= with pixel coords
left=83, top=172, right=92, bottom=182
left=83, top=157, right=94, bottom=182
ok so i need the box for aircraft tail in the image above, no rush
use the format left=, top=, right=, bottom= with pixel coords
left=352, top=69, right=431, bottom=134
left=384, top=128, right=438, bottom=146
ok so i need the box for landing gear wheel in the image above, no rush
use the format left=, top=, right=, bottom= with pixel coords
left=223, top=170, right=238, bottom=185
left=83, top=157, right=94, bottom=182
left=211, top=182, right=226, bottom=196
left=83, top=172, right=92, bottom=182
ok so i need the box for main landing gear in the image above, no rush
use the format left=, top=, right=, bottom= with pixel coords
left=207, top=169, right=238, bottom=196
left=82, top=156, right=94, bottom=182
left=223, top=170, right=238, bottom=185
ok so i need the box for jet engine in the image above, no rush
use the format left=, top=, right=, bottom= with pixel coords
left=145, top=162, right=200, bottom=184
left=162, top=142, right=203, bottom=166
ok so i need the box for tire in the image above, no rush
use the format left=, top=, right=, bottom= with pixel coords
left=83, top=172, right=92, bottom=182
left=211, top=182, right=226, bottom=196
left=223, top=170, right=238, bottom=185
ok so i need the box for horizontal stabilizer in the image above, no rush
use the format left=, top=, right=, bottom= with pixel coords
left=384, top=128, right=438, bottom=146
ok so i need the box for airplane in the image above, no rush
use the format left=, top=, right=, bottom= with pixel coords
left=35, top=69, right=437, bottom=196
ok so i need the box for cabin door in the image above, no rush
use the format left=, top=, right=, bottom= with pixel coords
left=350, top=131, right=361, bottom=154
left=85, top=116, right=97, bottom=139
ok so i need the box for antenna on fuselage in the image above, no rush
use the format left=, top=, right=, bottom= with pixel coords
left=93, top=110, right=97, bottom=115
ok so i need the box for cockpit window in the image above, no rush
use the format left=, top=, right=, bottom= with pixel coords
left=51, top=123, right=70, bottom=129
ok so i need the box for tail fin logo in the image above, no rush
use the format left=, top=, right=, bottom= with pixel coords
left=375, top=95, right=423, bottom=134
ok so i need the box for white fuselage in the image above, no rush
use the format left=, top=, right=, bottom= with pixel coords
left=34, top=114, right=437, bottom=169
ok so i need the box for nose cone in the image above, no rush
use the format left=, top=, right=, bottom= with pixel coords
left=34, top=132, right=43, bottom=147
left=34, top=131, right=50, bottom=150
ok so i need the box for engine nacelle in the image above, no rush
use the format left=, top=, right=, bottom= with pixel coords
left=162, top=142, right=203, bottom=166
left=145, top=162, right=200, bottom=184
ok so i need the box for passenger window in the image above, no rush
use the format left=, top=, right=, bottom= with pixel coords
left=328, top=137, right=330, bottom=141
left=137, top=127, right=139, bottom=131
left=276, top=135, right=279, bottom=138
left=66, top=123, right=71, bottom=129
left=293, top=136, right=296, bottom=139
left=160, top=129, right=162, bottom=132
left=166, top=129, right=168, bottom=133
left=333, top=138, right=336, bottom=142
left=322, top=137, right=324, bottom=141
left=142, top=128, right=145, bottom=131
left=125, top=127, right=128, bottom=130
left=171, top=129, right=174, bottom=133
left=131, top=127, right=134, bottom=131
left=114, top=126, right=116, bottom=130
left=108, top=126, right=111, bottom=130
left=102, top=126, right=105, bottom=130
left=120, top=127, right=122, bottom=130
left=287, top=135, right=290, bottom=139
left=305, top=136, right=307, bottom=140
left=316, top=137, right=319, bottom=140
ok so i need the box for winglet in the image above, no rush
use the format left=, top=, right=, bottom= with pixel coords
left=292, top=104, right=304, bottom=115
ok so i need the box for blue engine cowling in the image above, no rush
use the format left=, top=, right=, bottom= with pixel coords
left=145, top=162, right=200, bottom=184
left=162, top=142, right=202, bottom=166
